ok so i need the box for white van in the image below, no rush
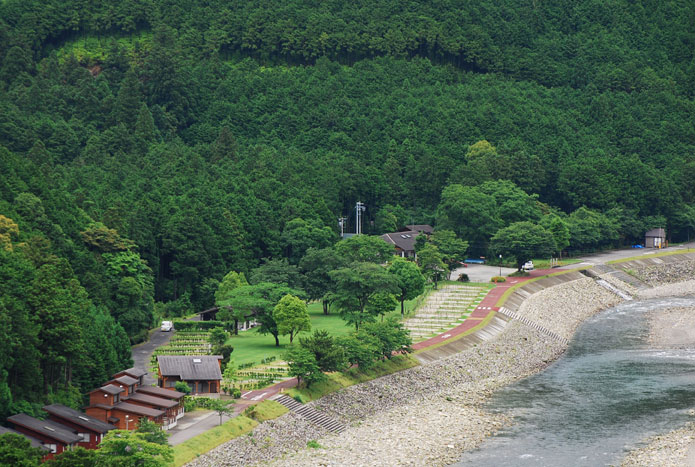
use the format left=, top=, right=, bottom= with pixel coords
left=161, top=321, right=173, bottom=332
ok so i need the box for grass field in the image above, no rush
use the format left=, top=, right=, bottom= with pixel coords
left=227, top=292, right=429, bottom=367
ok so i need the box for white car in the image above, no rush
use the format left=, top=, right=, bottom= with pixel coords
left=522, top=261, right=534, bottom=271
left=161, top=321, right=173, bottom=332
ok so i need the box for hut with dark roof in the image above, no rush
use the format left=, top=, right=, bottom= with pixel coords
left=43, top=404, right=114, bottom=449
left=7, top=413, right=81, bottom=460
left=157, top=355, right=223, bottom=394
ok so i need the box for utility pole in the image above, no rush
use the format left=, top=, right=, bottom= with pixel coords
left=338, top=217, right=346, bottom=237
left=355, top=202, right=366, bottom=235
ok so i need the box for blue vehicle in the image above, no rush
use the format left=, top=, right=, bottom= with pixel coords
left=632, top=244, right=644, bottom=248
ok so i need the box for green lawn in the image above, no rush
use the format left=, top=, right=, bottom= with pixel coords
left=226, top=292, right=429, bottom=367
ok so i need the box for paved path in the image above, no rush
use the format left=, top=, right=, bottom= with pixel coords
left=557, top=243, right=695, bottom=268
left=411, top=269, right=556, bottom=351
left=131, top=328, right=174, bottom=385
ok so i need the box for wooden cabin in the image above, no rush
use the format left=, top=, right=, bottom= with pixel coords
left=43, top=404, right=114, bottom=450
left=125, top=392, right=180, bottom=430
left=136, top=386, right=186, bottom=421
left=7, top=414, right=81, bottom=460
left=157, top=355, right=223, bottom=394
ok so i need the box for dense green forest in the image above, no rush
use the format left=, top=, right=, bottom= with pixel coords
left=0, top=0, right=694, bottom=416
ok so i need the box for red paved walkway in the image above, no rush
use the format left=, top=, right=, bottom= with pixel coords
left=412, top=269, right=556, bottom=350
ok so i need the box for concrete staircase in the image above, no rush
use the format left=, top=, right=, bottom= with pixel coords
left=403, top=284, right=487, bottom=339
left=270, top=394, right=346, bottom=433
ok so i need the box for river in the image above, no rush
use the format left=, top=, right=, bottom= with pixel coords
left=457, top=296, right=695, bottom=466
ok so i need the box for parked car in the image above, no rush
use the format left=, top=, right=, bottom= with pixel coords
left=522, top=261, right=534, bottom=271
left=632, top=244, right=644, bottom=248
left=161, top=321, right=173, bottom=332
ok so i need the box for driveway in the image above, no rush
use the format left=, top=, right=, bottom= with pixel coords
left=131, top=328, right=174, bottom=385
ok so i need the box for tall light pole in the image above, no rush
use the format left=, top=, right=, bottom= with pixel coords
left=499, top=254, right=502, bottom=277
left=125, top=415, right=131, bottom=430
left=338, top=217, right=346, bottom=237
left=355, top=202, right=366, bottom=235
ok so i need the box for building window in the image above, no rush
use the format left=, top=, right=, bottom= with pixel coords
left=44, top=443, right=57, bottom=453
left=78, top=433, right=91, bottom=442
left=165, top=380, right=177, bottom=388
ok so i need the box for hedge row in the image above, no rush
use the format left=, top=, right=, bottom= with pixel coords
left=173, top=320, right=228, bottom=331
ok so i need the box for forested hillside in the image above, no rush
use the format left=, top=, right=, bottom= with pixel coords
left=0, top=0, right=694, bottom=416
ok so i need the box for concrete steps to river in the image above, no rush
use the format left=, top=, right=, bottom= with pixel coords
left=404, top=284, right=488, bottom=339
left=270, top=394, right=346, bottom=433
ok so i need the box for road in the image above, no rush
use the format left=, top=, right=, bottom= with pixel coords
left=131, top=328, right=174, bottom=385
left=557, top=242, right=695, bottom=268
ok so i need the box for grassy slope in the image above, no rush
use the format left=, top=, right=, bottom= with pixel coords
left=171, top=415, right=257, bottom=466
left=171, top=400, right=289, bottom=466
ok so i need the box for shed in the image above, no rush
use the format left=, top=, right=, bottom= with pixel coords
left=157, top=355, right=223, bottom=394
left=645, top=228, right=666, bottom=248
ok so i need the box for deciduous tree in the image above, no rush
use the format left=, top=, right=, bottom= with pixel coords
left=273, top=294, right=311, bottom=344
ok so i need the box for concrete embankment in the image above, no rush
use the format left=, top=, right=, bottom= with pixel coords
left=189, top=270, right=628, bottom=467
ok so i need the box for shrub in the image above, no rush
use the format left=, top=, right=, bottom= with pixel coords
left=300, top=329, right=348, bottom=372
left=175, top=381, right=191, bottom=394
left=508, top=270, right=529, bottom=277
left=307, top=440, right=322, bottom=449
left=490, top=276, right=506, bottom=283
left=230, top=387, right=242, bottom=398
left=457, top=273, right=470, bottom=282
left=284, top=346, right=324, bottom=387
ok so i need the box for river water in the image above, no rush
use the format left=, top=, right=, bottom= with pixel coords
left=457, top=296, right=695, bottom=466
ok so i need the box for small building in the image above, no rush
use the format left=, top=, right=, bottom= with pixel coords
left=135, top=385, right=185, bottom=421
left=645, top=228, right=666, bottom=248
left=112, top=367, right=148, bottom=386
left=43, top=404, right=115, bottom=449
left=7, top=413, right=82, bottom=460
left=381, top=230, right=420, bottom=258
left=157, top=355, right=223, bottom=394
left=197, top=306, right=220, bottom=321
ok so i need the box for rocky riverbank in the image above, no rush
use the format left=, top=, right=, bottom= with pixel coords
left=633, top=259, right=695, bottom=287
left=189, top=277, right=620, bottom=467
left=621, top=423, right=695, bottom=466
left=647, top=306, right=695, bottom=349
